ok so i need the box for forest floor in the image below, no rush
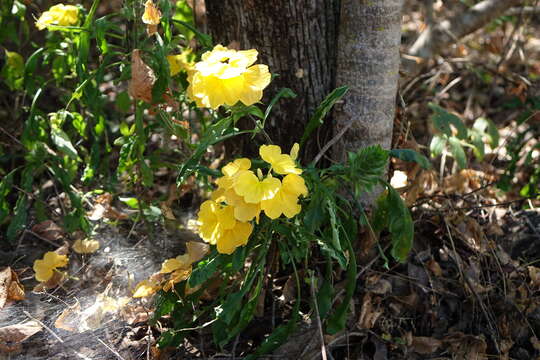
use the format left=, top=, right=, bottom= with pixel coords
left=1, top=1, right=540, bottom=359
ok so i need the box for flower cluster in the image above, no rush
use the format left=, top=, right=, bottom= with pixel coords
left=187, top=44, right=271, bottom=109
left=197, top=144, right=308, bottom=254
left=167, top=48, right=194, bottom=76
left=36, top=4, right=80, bottom=31
left=33, top=251, right=69, bottom=282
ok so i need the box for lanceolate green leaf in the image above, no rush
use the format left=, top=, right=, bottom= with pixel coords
left=300, top=86, right=348, bottom=147
left=448, top=136, right=467, bottom=169
left=386, top=185, right=413, bottom=263
left=390, top=149, right=431, bottom=169
left=429, top=102, right=468, bottom=139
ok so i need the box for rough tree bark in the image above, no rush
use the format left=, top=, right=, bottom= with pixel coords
left=205, top=1, right=339, bottom=160
left=332, top=0, right=404, bottom=163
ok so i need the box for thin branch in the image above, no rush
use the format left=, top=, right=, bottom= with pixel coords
left=403, top=0, right=522, bottom=76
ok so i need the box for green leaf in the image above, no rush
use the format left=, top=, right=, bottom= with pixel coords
left=264, top=87, right=297, bottom=121
left=1, top=50, right=24, bottom=90
left=326, top=230, right=357, bottom=334
left=177, top=116, right=234, bottom=184
left=386, top=185, right=413, bottom=263
left=390, top=149, right=431, bottom=169
left=429, top=134, right=447, bottom=157
left=347, top=145, right=389, bottom=193
left=428, top=103, right=468, bottom=139
left=300, top=86, right=348, bottom=147
left=188, top=251, right=222, bottom=287
left=0, top=169, right=17, bottom=224
left=448, top=136, right=467, bottom=169
left=171, top=19, right=212, bottom=48
left=468, top=128, right=485, bottom=161
left=317, top=268, right=333, bottom=319
left=116, top=92, right=131, bottom=113
left=119, top=197, right=140, bottom=209
left=51, top=127, right=79, bottom=161
left=473, top=117, right=499, bottom=148
left=140, top=160, right=154, bottom=187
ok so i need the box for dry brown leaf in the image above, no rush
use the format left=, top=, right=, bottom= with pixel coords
left=186, top=241, right=210, bottom=263
left=445, top=332, right=487, bottom=360
left=88, top=193, right=128, bottom=221
left=528, top=266, right=540, bottom=288
left=0, top=320, right=42, bottom=353
left=142, top=0, right=161, bottom=36
left=160, top=202, right=176, bottom=220
left=55, top=301, right=82, bottom=332
left=31, top=220, right=63, bottom=243
left=411, top=336, right=442, bottom=355
left=357, top=293, right=382, bottom=329
left=366, top=275, right=392, bottom=295
left=128, top=49, right=156, bottom=103
left=72, top=239, right=100, bottom=254
left=426, top=259, right=443, bottom=277
left=55, top=294, right=130, bottom=333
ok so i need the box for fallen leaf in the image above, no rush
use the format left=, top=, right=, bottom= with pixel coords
left=72, top=239, right=100, bottom=254
left=528, top=266, right=540, bottom=288
left=186, top=241, right=209, bottom=263
left=55, top=294, right=130, bottom=333
left=412, top=336, right=442, bottom=354
left=0, top=320, right=41, bottom=353
left=55, top=301, right=82, bottom=332
left=128, top=49, right=156, bottom=103
left=357, top=293, right=382, bottom=329
left=31, top=220, right=63, bottom=243
left=427, top=259, right=443, bottom=277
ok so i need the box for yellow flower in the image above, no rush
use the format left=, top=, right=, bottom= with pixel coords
left=234, top=171, right=281, bottom=204
left=167, top=49, right=194, bottom=76
left=197, top=200, right=253, bottom=254
left=223, top=188, right=261, bottom=222
left=36, top=4, right=79, bottom=30
left=215, top=158, right=251, bottom=190
left=198, top=200, right=236, bottom=244
left=217, top=221, right=252, bottom=255
left=72, top=239, right=100, bottom=254
left=187, top=44, right=271, bottom=109
left=260, top=144, right=302, bottom=175
left=33, top=252, right=69, bottom=282
left=261, top=174, right=308, bottom=219
left=142, top=0, right=161, bottom=25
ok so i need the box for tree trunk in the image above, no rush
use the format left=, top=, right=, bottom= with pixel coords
left=332, top=0, right=404, bottom=163
left=205, top=0, right=339, bottom=161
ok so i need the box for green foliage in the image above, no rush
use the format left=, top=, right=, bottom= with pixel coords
left=0, top=2, right=418, bottom=356
left=300, top=86, right=348, bottom=147
left=499, top=96, right=540, bottom=199
left=428, top=102, right=500, bottom=169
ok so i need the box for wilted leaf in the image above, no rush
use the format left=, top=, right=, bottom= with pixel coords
left=55, top=294, right=130, bottom=333
left=31, top=220, right=63, bottom=243
left=0, top=268, right=24, bottom=309
left=142, top=0, right=161, bottom=35
left=412, top=336, right=442, bottom=354
left=0, top=320, right=41, bottom=353
left=72, top=239, right=100, bottom=254
left=357, top=293, right=382, bottom=329
left=128, top=49, right=156, bottom=103
left=186, top=241, right=209, bottom=263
